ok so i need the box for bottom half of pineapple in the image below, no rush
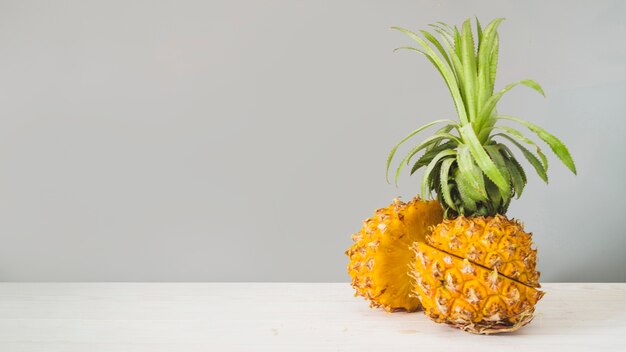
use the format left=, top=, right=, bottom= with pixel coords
left=411, top=242, right=544, bottom=334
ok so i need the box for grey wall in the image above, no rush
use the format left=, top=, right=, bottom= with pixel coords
left=0, top=0, right=624, bottom=282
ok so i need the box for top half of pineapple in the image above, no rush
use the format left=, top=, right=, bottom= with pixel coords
left=386, top=18, right=576, bottom=219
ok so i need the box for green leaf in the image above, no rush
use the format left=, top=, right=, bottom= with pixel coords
left=456, top=145, right=487, bottom=200
left=484, top=144, right=511, bottom=185
left=453, top=27, right=462, bottom=60
left=499, top=144, right=527, bottom=184
left=394, top=133, right=459, bottom=185
left=488, top=35, right=499, bottom=94
left=406, top=132, right=461, bottom=165
left=454, top=168, right=479, bottom=212
left=429, top=27, right=454, bottom=48
left=477, top=79, right=545, bottom=129
left=477, top=18, right=505, bottom=66
left=428, top=24, right=455, bottom=49
left=420, top=30, right=452, bottom=70
left=497, top=115, right=577, bottom=174
left=500, top=147, right=526, bottom=198
left=495, top=126, right=548, bottom=171
left=475, top=17, right=483, bottom=49
left=385, top=119, right=455, bottom=182
left=485, top=178, right=502, bottom=211
left=495, top=133, right=548, bottom=182
left=429, top=29, right=465, bottom=98
left=426, top=125, right=456, bottom=152
left=484, top=144, right=513, bottom=207
left=476, top=18, right=504, bottom=114
left=435, top=21, right=455, bottom=34
left=477, top=109, right=498, bottom=142
left=421, top=150, right=456, bottom=197
left=459, top=124, right=510, bottom=194
left=410, top=141, right=457, bottom=175
left=439, top=157, right=457, bottom=210
left=394, top=45, right=468, bottom=124
left=460, top=19, right=478, bottom=122
left=392, top=27, right=468, bottom=124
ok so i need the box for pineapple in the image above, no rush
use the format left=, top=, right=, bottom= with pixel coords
left=386, top=18, right=577, bottom=333
left=346, top=197, right=443, bottom=311
left=411, top=242, right=544, bottom=334
left=427, top=215, right=539, bottom=287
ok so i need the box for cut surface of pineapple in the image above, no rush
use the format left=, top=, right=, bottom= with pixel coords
left=346, top=197, right=443, bottom=312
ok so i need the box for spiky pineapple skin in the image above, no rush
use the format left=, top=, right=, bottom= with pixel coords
left=411, top=215, right=544, bottom=334
left=427, top=215, right=540, bottom=287
left=411, top=242, right=544, bottom=334
left=346, top=197, right=443, bottom=312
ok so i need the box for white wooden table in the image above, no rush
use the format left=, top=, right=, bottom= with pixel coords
left=0, top=283, right=624, bottom=351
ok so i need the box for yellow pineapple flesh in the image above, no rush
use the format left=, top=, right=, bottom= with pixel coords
left=411, top=242, right=544, bottom=334
left=346, top=197, right=443, bottom=312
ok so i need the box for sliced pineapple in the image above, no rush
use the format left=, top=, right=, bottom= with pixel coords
left=346, top=197, right=443, bottom=312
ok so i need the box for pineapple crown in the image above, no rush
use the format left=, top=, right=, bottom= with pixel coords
left=386, top=18, right=577, bottom=219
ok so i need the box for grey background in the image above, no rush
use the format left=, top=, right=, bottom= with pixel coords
left=0, top=0, right=624, bottom=282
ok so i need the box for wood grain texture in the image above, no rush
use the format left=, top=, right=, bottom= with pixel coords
left=0, top=283, right=624, bottom=351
